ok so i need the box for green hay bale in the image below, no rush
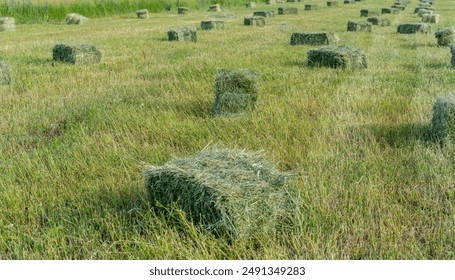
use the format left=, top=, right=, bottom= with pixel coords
left=144, top=148, right=296, bottom=239
left=450, top=44, right=455, bottom=67
left=253, top=10, right=275, bottom=18
left=177, top=7, right=190, bottom=14
left=266, top=0, right=276, bottom=4
left=304, top=4, right=318, bottom=10
left=431, top=95, right=455, bottom=142
left=367, top=17, right=391, bottom=26
left=66, top=13, right=88, bottom=25
left=167, top=26, right=197, bottom=42
left=245, top=2, right=256, bottom=8
left=347, top=20, right=372, bottom=32
left=136, top=9, right=148, bottom=19
left=417, top=9, right=433, bottom=17
left=391, top=4, right=406, bottom=10
left=421, top=13, right=439, bottom=23
left=278, top=7, right=298, bottom=15
left=397, top=23, right=431, bottom=34
left=327, top=1, right=339, bottom=6
left=344, top=0, right=355, bottom=4
left=52, top=44, right=102, bottom=65
left=244, top=16, right=266, bottom=26
left=307, top=45, right=368, bottom=69
left=0, top=61, right=12, bottom=85
left=382, top=8, right=399, bottom=14
left=213, top=68, right=260, bottom=116
left=208, top=4, right=221, bottom=11
left=0, top=17, right=15, bottom=31
left=360, top=9, right=369, bottom=17
left=435, top=27, right=455, bottom=47
left=290, top=32, right=339, bottom=46
left=201, top=20, right=226, bottom=30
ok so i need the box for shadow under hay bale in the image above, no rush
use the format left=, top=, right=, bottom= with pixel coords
left=347, top=20, right=372, bottom=32
left=435, top=27, right=455, bottom=47
left=304, top=4, right=318, bottom=10
left=177, top=7, right=190, bottom=14
left=0, top=17, right=15, bottom=31
left=307, top=45, right=367, bottom=69
left=253, top=10, right=275, bottom=18
left=167, top=26, right=197, bottom=42
left=213, top=68, right=260, bottom=116
left=208, top=4, right=221, bottom=11
left=431, top=95, right=455, bottom=142
left=136, top=9, right=149, bottom=19
left=201, top=20, right=225, bottom=30
left=278, top=7, right=298, bottom=15
left=144, top=148, right=297, bottom=239
left=327, top=1, right=339, bottom=6
left=52, top=44, right=102, bottom=65
left=367, top=17, right=391, bottom=26
left=382, top=8, right=399, bottom=14
left=290, top=32, right=339, bottom=45
left=0, top=61, right=12, bottom=85
left=66, top=13, right=88, bottom=24
left=244, top=16, right=266, bottom=26
left=421, top=14, right=439, bottom=23
left=397, top=23, right=431, bottom=34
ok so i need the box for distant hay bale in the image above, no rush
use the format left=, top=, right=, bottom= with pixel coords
left=253, top=10, right=275, bottom=18
left=307, top=45, right=368, bottom=69
left=213, top=68, right=260, bottom=115
left=435, top=27, right=455, bottom=46
left=136, top=9, right=149, bottom=19
left=450, top=44, right=455, bottom=67
left=278, top=7, right=298, bottom=14
left=421, top=13, right=439, bottom=23
left=367, top=17, right=391, bottom=26
left=347, top=20, right=372, bottom=32
left=244, top=16, right=266, bottom=26
left=266, top=0, right=276, bottom=4
left=431, top=95, right=455, bottom=142
left=208, top=4, right=221, bottom=11
left=66, top=13, right=88, bottom=25
left=417, top=9, right=433, bottom=17
left=397, top=23, right=431, bottom=34
left=0, top=17, right=15, bottom=31
left=290, top=32, right=339, bottom=46
left=360, top=9, right=369, bottom=17
left=167, top=26, right=197, bottom=42
left=327, top=1, right=339, bottom=6
left=144, top=148, right=297, bottom=239
left=201, top=20, right=226, bottom=30
left=304, top=4, right=318, bottom=10
left=381, top=8, right=399, bottom=14
left=391, top=4, right=406, bottom=10
left=344, top=0, right=355, bottom=4
left=0, top=61, right=12, bottom=85
left=177, top=7, right=190, bottom=14
left=245, top=2, right=256, bottom=8
left=52, top=44, right=102, bottom=65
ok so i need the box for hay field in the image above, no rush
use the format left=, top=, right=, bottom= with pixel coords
left=0, top=0, right=454, bottom=259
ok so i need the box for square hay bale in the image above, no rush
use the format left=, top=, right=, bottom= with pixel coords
left=360, top=9, right=369, bottom=17
left=208, top=4, right=221, bottom=11
left=382, top=8, right=399, bottom=14
left=347, top=20, right=372, bottom=32
left=421, top=13, right=439, bottom=23
left=177, top=7, right=190, bottom=14
left=136, top=9, right=149, bottom=19
left=145, top=148, right=297, bottom=239
left=417, top=9, right=433, bottom=17
left=344, top=0, right=355, bottom=4
left=201, top=20, right=226, bottom=30
left=290, top=32, right=339, bottom=46
left=391, top=4, right=406, bottom=10
left=431, top=95, right=455, bottom=142
left=278, top=7, right=298, bottom=14
left=266, top=0, right=276, bottom=4
left=397, top=23, right=431, bottom=34
left=167, top=26, right=197, bottom=42
left=52, top=44, right=102, bottom=65
left=213, top=69, right=260, bottom=115
left=0, top=17, right=15, bottom=31
left=253, top=10, right=275, bottom=18
left=435, top=27, right=455, bottom=46
left=0, top=61, right=12, bottom=85
left=450, top=44, right=455, bottom=67
left=245, top=2, right=256, bottom=8
left=304, top=4, right=318, bottom=10
left=244, top=16, right=266, bottom=26
left=367, top=17, right=391, bottom=26
left=66, top=13, right=88, bottom=25
left=327, top=1, right=339, bottom=6
left=307, top=45, right=368, bottom=69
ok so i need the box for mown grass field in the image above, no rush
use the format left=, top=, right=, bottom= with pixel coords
left=0, top=0, right=454, bottom=259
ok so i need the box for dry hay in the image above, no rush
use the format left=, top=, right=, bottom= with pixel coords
left=304, top=4, right=318, bottom=10
left=213, top=68, right=260, bottom=116
left=421, top=13, right=439, bottom=23
left=167, top=26, right=197, bottom=42
left=307, top=45, right=367, bottom=69
left=136, top=9, right=149, bottom=19
left=397, top=23, right=431, bottom=34
left=435, top=27, right=455, bottom=46
left=52, top=44, right=102, bottom=65
left=244, top=16, right=266, bottom=26
left=177, top=7, right=190, bottom=14
left=278, top=7, right=298, bottom=14
left=327, top=1, right=339, bottom=6
left=0, top=61, right=12, bottom=85
left=208, top=4, right=221, bottom=11
left=201, top=20, right=226, bottom=30
left=290, top=32, right=339, bottom=46
left=381, top=8, right=399, bottom=14
left=144, top=148, right=297, bottom=240
left=347, top=20, right=372, bottom=32
left=431, top=95, right=455, bottom=142
left=253, top=10, right=275, bottom=18
left=245, top=2, right=256, bottom=8
left=367, top=17, right=391, bottom=26
left=66, top=13, right=88, bottom=24
left=0, top=17, right=15, bottom=31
